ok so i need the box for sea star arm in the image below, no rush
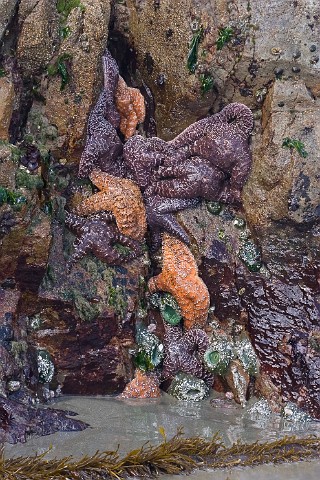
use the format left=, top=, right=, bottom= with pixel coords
left=148, top=273, right=169, bottom=294
left=116, top=232, right=144, bottom=260
left=67, top=235, right=93, bottom=271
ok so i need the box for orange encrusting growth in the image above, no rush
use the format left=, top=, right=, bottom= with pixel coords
left=75, top=169, right=147, bottom=241
left=119, top=370, right=161, bottom=398
left=115, top=76, right=146, bottom=140
left=148, top=234, right=210, bottom=330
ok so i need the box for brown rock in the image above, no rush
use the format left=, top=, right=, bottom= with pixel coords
left=0, top=0, right=18, bottom=41
left=17, top=0, right=59, bottom=76
left=243, top=80, right=320, bottom=226
left=0, top=77, right=15, bottom=141
left=44, top=0, right=111, bottom=154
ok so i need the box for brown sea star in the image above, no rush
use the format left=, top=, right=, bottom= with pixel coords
left=148, top=234, right=210, bottom=329
left=115, top=77, right=146, bottom=140
left=75, top=169, right=147, bottom=241
left=161, top=324, right=214, bottom=385
left=65, top=211, right=143, bottom=270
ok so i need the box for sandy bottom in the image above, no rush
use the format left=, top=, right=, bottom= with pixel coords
left=5, top=394, right=320, bottom=479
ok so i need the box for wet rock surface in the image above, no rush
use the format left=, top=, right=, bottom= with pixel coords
left=0, top=0, right=319, bottom=444
left=0, top=396, right=88, bottom=444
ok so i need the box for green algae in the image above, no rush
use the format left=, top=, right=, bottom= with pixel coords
left=187, top=26, right=204, bottom=73
left=199, top=72, right=214, bottom=95
left=47, top=54, right=72, bottom=91
left=15, top=169, right=44, bottom=190
left=216, top=26, right=234, bottom=50
left=282, top=137, right=308, bottom=158
left=0, top=186, right=26, bottom=208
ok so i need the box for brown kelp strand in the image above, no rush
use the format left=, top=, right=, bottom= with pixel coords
left=1, top=431, right=319, bottom=479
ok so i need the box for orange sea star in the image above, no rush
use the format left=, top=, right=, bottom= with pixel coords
left=148, top=234, right=210, bottom=330
left=115, top=76, right=146, bottom=140
left=119, top=370, right=161, bottom=398
left=75, top=169, right=147, bottom=241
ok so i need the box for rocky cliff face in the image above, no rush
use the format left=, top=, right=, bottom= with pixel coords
left=0, top=0, right=319, bottom=423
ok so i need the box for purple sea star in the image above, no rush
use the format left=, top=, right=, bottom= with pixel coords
left=65, top=211, right=143, bottom=270
left=161, top=324, right=214, bottom=386
left=164, top=102, right=254, bottom=204
left=78, top=51, right=123, bottom=179
left=123, top=134, right=184, bottom=190
left=146, top=157, right=226, bottom=201
left=143, top=194, right=199, bottom=251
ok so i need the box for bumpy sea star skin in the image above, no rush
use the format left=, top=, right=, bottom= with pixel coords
left=146, top=157, right=226, bottom=201
left=123, top=135, right=185, bottom=190
left=78, top=51, right=123, bottom=179
left=144, top=195, right=199, bottom=251
left=115, top=77, right=146, bottom=140
left=102, top=49, right=121, bottom=129
left=163, top=102, right=254, bottom=204
left=161, top=324, right=214, bottom=385
left=78, top=90, right=123, bottom=179
left=119, top=370, right=161, bottom=398
left=75, top=169, right=147, bottom=241
left=148, top=234, right=210, bottom=329
left=65, top=211, right=143, bottom=270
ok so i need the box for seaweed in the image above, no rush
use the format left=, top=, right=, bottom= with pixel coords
left=199, top=72, right=214, bottom=95
left=57, top=0, right=85, bottom=18
left=0, top=429, right=319, bottom=479
left=47, top=54, right=72, bottom=91
left=187, top=27, right=204, bottom=73
left=216, top=26, right=234, bottom=50
left=0, top=187, right=26, bottom=207
left=282, top=137, right=308, bottom=158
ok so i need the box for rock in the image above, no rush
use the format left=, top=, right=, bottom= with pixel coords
left=0, top=77, right=15, bottom=141
left=0, top=0, right=18, bottom=42
left=243, top=80, right=320, bottom=226
left=113, top=0, right=320, bottom=139
left=16, top=0, right=59, bottom=76
left=43, top=0, right=111, bottom=155
left=0, top=396, right=88, bottom=444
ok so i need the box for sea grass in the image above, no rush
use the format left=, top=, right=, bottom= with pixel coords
left=1, top=430, right=319, bottom=479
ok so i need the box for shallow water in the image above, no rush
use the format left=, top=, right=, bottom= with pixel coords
left=5, top=393, right=320, bottom=479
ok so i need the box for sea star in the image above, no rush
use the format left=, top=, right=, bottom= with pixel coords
left=161, top=324, right=214, bottom=385
left=123, top=134, right=185, bottom=190
left=148, top=234, right=210, bottom=329
left=65, top=211, right=143, bottom=270
left=146, top=157, right=226, bottom=201
left=75, top=169, right=147, bottom=241
left=115, top=76, right=146, bottom=140
left=78, top=51, right=123, bottom=179
left=143, top=194, right=199, bottom=251
left=119, top=370, right=161, bottom=398
left=164, top=102, right=254, bottom=204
